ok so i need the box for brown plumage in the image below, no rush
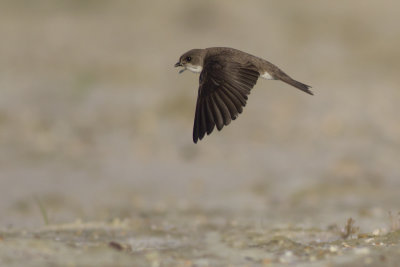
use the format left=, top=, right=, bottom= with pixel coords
left=174, top=47, right=313, bottom=143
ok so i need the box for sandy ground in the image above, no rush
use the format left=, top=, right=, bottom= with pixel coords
left=1, top=0, right=400, bottom=266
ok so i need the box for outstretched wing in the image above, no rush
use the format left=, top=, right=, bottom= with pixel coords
left=193, top=55, right=260, bottom=143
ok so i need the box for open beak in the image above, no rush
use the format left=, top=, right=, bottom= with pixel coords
left=174, top=62, right=186, bottom=73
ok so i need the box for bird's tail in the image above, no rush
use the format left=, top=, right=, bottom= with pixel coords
left=280, top=75, right=313, bottom=95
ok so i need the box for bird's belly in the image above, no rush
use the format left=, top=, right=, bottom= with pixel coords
left=261, top=71, right=274, bottom=80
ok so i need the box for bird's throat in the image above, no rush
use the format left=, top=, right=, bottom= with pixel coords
left=186, top=65, right=203, bottom=73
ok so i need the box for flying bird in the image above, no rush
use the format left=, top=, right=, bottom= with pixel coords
left=174, top=47, right=313, bottom=143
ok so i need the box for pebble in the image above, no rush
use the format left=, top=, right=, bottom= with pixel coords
left=329, top=245, right=338, bottom=252
left=354, top=247, right=370, bottom=255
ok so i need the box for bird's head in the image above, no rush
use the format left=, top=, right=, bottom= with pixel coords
left=174, top=49, right=205, bottom=74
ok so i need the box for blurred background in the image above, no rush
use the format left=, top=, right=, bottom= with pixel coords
left=0, top=0, right=399, bottom=230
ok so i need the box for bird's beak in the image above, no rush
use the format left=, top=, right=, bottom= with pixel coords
left=175, top=62, right=186, bottom=74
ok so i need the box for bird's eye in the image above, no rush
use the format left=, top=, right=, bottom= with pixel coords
left=186, top=56, right=192, bottom=62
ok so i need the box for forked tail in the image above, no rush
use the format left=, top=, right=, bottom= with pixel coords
left=272, top=67, right=313, bottom=95
left=281, top=76, right=313, bottom=95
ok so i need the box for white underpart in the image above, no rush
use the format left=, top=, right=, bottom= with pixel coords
left=261, top=71, right=274, bottom=80
left=186, top=64, right=203, bottom=73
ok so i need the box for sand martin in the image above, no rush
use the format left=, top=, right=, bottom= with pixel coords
left=174, top=47, right=313, bottom=143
